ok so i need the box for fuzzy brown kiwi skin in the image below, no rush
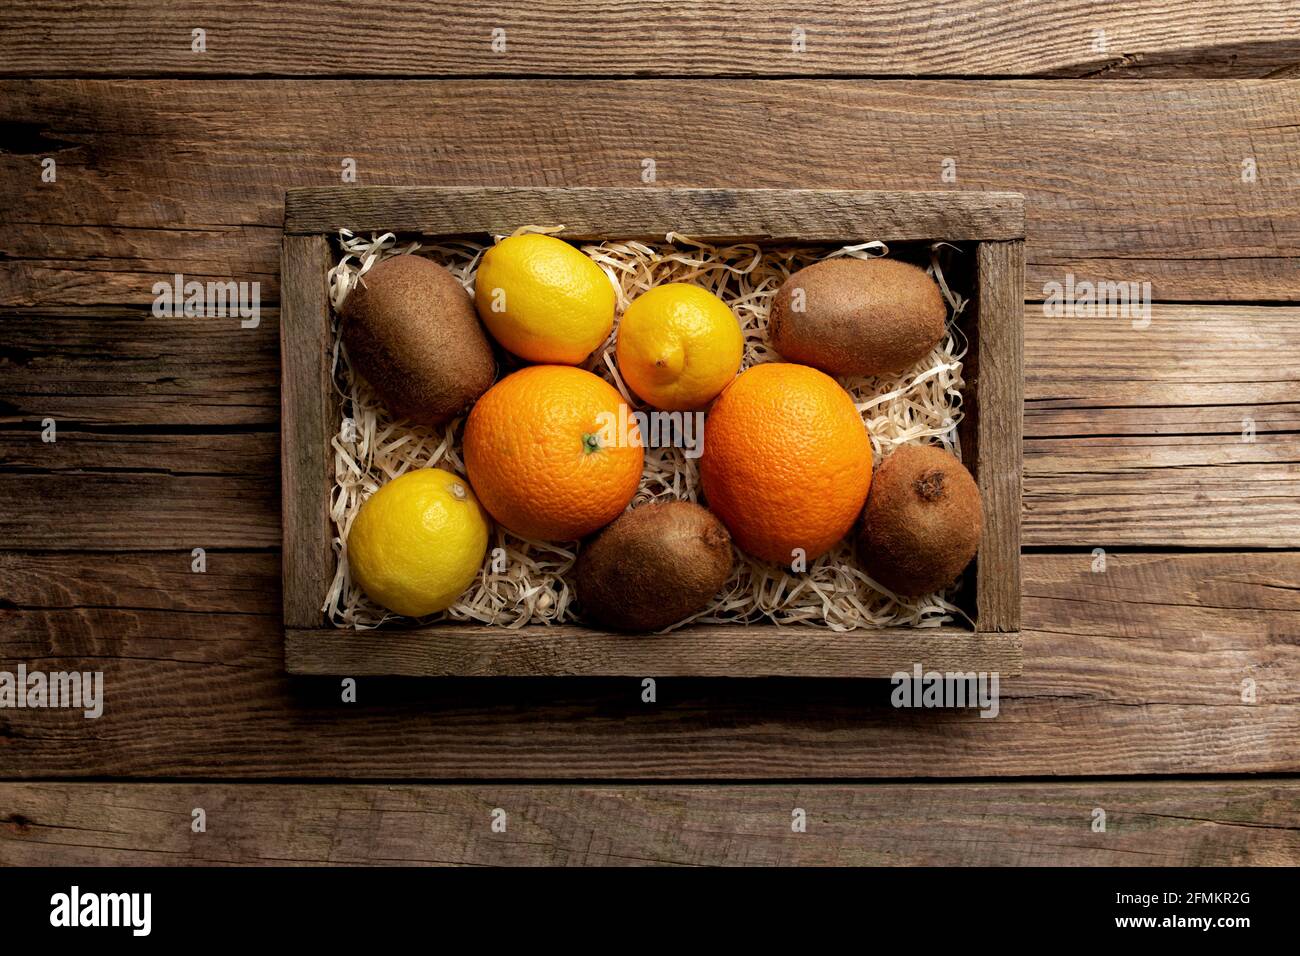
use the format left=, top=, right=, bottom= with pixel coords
left=769, top=258, right=946, bottom=377
left=856, top=444, right=982, bottom=597
left=576, top=501, right=734, bottom=632
left=342, top=254, right=496, bottom=426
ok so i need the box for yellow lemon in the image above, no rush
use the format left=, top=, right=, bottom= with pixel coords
left=347, top=468, right=490, bottom=617
left=474, top=234, right=616, bottom=364
left=616, top=283, right=744, bottom=410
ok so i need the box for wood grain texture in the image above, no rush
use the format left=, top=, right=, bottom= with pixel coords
left=6, top=427, right=1293, bottom=550
left=0, top=429, right=279, bottom=549
left=0, top=306, right=279, bottom=427
left=1024, top=434, right=1300, bottom=548
left=286, top=625, right=1022, bottom=677
left=279, top=235, right=334, bottom=628
left=7, top=303, right=1294, bottom=430
left=2, top=80, right=1297, bottom=305
left=285, top=187, right=1025, bottom=239
left=0, top=1, right=1295, bottom=859
left=0, top=550, right=280, bottom=668
left=3, top=781, right=1299, bottom=866
left=0, top=550, right=1295, bottom=778
left=1, top=2, right=1296, bottom=78
left=1026, top=302, right=1300, bottom=436
left=971, top=241, right=1024, bottom=630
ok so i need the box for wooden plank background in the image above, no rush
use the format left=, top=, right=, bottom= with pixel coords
left=0, top=1, right=1298, bottom=866
left=1, top=1, right=1296, bottom=78
left=2, top=80, right=1296, bottom=304
left=3, top=782, right=1298, bottom=866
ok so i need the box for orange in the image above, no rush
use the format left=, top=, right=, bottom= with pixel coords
left=699, top=362, right=872, bottom=565
left=463, top=365, right=644, bottom=541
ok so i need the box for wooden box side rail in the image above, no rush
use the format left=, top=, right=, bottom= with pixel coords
left=285, top=624, right=1023, bottom=677
left=279, top=187, right=1025, bottom=677
left=285, top=187, right=1027, bottom=242
left=972, top=240, right=1024, bottom=632
left=280, top=235, right=337, bottom=628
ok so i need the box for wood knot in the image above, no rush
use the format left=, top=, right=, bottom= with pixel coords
left=2, top=813, right=33, bottom=834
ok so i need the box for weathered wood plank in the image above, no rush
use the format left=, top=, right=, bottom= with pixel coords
left=0, top=550, right=1295, bottom=778
left=1024, top=433, right=1300, bottom=548
left=1, top=80, right=1296, bottom=305
left=1028, top=402, right=1300, bottom=437
left=1023, top=549, right=1300, bottom=635
left=0, top=428, right=272, bottom=475
left=1026, top=302, right=1300, bottom=437
left=2, top=780, right=1298, bottom=866
left=279, top=235, right=334, bottom=628
left=970, top=240, right=1023, bottom=630
left=0, top=430, right=279, bottom=549
left=0, top=307, right=279, bottom=427
left=0, top=474, right=278, bottom=549
left=6, top=303, right=1295, bottom=430
left=0, top=224, right=282, bottom=306
left=0, top=550, right=280, bottom=667
left=286, top=625, right=1022, bottom=677
left=285, top=187, right=1025, bottom=240
left=0, top=2, right=1295, bottom=78
left=5, top=426, right=1294, bottom=549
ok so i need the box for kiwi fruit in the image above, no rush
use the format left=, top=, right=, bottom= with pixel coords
left=575, top=501, right=733, bottom=632
left=342, top=254, right=496, bottom=425
left=856, top=444, right=982, bottom=597
left=768, top=257, right=946, bottom=377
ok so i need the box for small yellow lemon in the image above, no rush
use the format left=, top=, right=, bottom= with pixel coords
left=347, top=468, right=490, bottom=617
left=474, top=234, right=616, bottom=364
left=616, top=283, right=744, bottom=410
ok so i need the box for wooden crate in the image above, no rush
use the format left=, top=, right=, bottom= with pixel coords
left=280, top=187, right=1024, bottom=678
